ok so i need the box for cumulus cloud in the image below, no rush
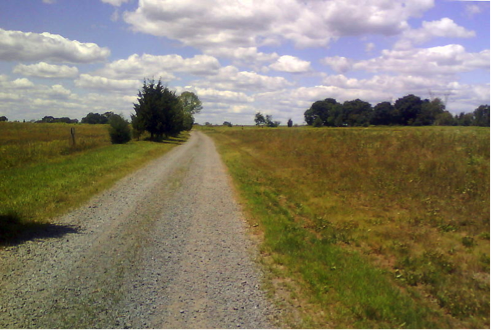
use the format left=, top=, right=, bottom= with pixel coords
left=269, top=55, right=312, bottom=73
left=123, top=0, right=435, bottom=49
left=0, top=29, right=110, bottom=63
left=204, top=47, right=279, bottom=68
left=321, top=56, right=353, bottom=73
left=75, top=74, right=141, bottom=92
left=353, top=45, right=489, bottom=76
left=97, top=53, right=220, bottom=79
left=194, top=87, right=254, bottom=104
left=13, top=62, right=79, bottom=78
left=101, top=0, right=130, bottom=6
left=192, top=66, right=293, bottom=92
left=396, top=18, right=475, bottom=49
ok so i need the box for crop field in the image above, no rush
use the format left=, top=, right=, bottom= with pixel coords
left=0, top=122, right=187, bottom=242
left=204, top=125, right=490, bottom=328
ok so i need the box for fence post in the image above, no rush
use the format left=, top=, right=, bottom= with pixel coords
left=70, top=127, right=76, bottom=146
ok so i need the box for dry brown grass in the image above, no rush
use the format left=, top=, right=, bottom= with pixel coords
left=205, top=125, right=489, bottom=328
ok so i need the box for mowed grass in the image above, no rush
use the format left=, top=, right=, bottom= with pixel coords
left=0, top=122, right=188, bottom=242
left=203, top=125, right=489, bottom=328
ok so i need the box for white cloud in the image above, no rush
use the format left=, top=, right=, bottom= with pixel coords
left=269, top=55, right=312, bottom=73
left=194, top=87, right=254, bottom=104
left=101, top=0, right=130, bottom=6
left=204, top=47, right=279, bottom=68
left=0, top=29, right=110, bottom=63
left=353, top=45, right=489, bottom=76
left=321, top=56, right=353, bottom=73
left=97, top=53, right=220, bottom=79
left=12, top=78, right=35, bottom=89
left=43, top=0, right=56, bottom=4
left=13, top=62, right=79, bottom=78
left=396, top=18, right=475, bottom=49
left=123, top=0, right=435, bottom=49
left=465, top=4, right=481, bottom=17
left=192, top=66, right=293, bottom=92
left=75, top=74, right=141, bottom=91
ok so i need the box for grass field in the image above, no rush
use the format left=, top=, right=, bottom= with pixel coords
left=0, top=122, right=188, bottom=242
left=203, top=125, right=490, bottom=328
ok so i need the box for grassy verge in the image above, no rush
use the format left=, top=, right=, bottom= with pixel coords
left=0, top=130, right=188, bottom=243
left=203, top=125, right=489, bottom=328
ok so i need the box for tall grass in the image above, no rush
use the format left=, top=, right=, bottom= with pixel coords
left=0, top=122, right=188, bottom=243
left=0, top=122, right=111, bottom=169
left=204, top=126, right=489, bottom=328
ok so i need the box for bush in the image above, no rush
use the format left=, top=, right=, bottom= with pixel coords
left=108, top=114, right=132, bottom=144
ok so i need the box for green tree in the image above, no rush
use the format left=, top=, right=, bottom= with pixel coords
left=254, top=112, right=266, bottom=126
left=287, top=118, right=293, bottom=127
left=132, top=79, right=184, bottom=140
left=394, top=94, right=423, bottom=125
left=0, top=116, right=8, bottom=122
left=179, top=91, right=203, bottom=115
left=108, top=114, right=132, bottom=144
left=342, top=99, right=372, bottom=126
left=304, top=98, right=339, bottom=126
left=473, top=105, right=490, bottom=127
left=371, top=102, right=395, bottom=125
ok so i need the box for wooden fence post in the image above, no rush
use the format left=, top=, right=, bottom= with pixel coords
left=70, top=127, right=76, bottom=146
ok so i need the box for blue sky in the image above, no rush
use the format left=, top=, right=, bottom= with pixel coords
left=0, top=0, right=489, bottom=125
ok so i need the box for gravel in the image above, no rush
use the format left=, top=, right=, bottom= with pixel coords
left=0, top=131, right=279, bottom=329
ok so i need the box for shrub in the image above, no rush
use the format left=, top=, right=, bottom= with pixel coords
left=108, top=114, right=132, bottom=144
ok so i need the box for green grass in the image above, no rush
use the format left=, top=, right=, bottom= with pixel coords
left=203, top=125, right=489, bottom=328
left=0, top=122, right=188, bottom=243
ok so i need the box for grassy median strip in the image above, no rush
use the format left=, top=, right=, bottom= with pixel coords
left=0, top=123, right=188, bottom=243
left=204, top=125, right=489, bottom=328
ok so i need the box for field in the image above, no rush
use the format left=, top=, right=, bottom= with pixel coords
left=203, top=125, right=490, bottom=328
left=0, top=122, right=187, bottom=242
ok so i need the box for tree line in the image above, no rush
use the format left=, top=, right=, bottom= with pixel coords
left=304, top=94, right=490, bottom=127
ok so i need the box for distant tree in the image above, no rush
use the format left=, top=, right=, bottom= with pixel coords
left=434, top=111, right=456, bottom=126
left=223, top=121, right=233, bottom=127
left=108, top=114, right=132, bottom=144
left=371, top=102, right=395, bottom=125
left=254, top=112, right=266, bottom=126
left=394, top=94, right=424, bottom=125
left=455, top=112, right=474, bottom=126
left=0, top=116, right=8, bottom=122
left=179, top=91, right=203, bottom=115
left=342, top=99, right=372, bottom=126
left=265, top=114, right=280, bottom=127
left=304, top=98, right=339, bottom=126
left=132, top=79, right=185, bottom=140
left=312, top=117, right=324, bottom=127
left=287, top=118, right=293, bottom=127
left=473, top=105, right=490, bottom=127
left=414, top=98, right=445, bottom=126
left=81, top=112, right=114, bottom=124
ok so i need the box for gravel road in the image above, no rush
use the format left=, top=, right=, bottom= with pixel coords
left=0, top=131, right=279, bottom=329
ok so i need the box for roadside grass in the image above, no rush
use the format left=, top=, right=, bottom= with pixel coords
left=203, top=125, right=490, bottom=328
left=0, top=122, right=188, bottom=244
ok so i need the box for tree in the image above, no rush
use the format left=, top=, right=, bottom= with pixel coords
left=179, top=91, right=203, bottom=115
left=254, top=112, right=266, bottom=126
left=371, top=102, right=395, bottom=125
left=132, top=79, right=185, bottom=140
left=0, top=116, right=8, bottom=122
left=287, top=118, right=293, bottom=127
left=414, top=98, right=445, bottom=126
left=342, top=99, right=372, bottom=126
left=394, top=94, right=423, bottom=125
left=473, top=105, right=490, bottom=127
left=223, top=121, right=233, bottom=127
left=304, top=98, right=339, bottom=126
left=108, top=114, right=131, bottom=144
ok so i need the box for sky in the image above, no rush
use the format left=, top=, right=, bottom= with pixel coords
left=0, top=0, right=489, bottom=125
